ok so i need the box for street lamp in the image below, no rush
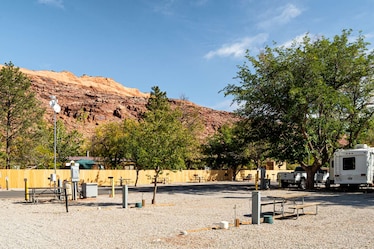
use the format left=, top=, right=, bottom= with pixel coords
left=49, top=96, right=61, bottom=177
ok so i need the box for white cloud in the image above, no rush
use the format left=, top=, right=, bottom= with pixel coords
left=281, top=33, right=308, bottom=48
left=280, top=33, right=327, bottom=48
left=204, top=33, right=268, bottom=59
left=37, top=0, right=64, bottom=9
left=258, top=4, right=302, bottom=29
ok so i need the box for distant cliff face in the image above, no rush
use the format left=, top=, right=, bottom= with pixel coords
left=15, top=67, right=238, bottom=139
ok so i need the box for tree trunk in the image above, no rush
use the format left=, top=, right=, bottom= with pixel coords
left=134, top=169, right=139, bottom=187
left=232, top=167, right=237, bottom=181
left=305, top=166, right=318, bottom=190
left=6, top=137, right=10, bottom=169
left=152, top=178, right=158, bottom=204
left=152, top=169, right=160, bottom=204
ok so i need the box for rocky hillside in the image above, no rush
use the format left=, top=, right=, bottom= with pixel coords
left=18, top=67, right=239, bottom=140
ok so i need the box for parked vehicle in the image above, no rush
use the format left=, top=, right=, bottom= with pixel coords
left=277, top=166, right=307, bottom=189
left=326, top=144, right=374, bottom=189
left=315, top=168, right=329, bottom=184
left=277, top=166, right=329, bottom=190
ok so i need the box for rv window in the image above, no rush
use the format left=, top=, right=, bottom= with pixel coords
left=343, top=157, right=355, bottom=170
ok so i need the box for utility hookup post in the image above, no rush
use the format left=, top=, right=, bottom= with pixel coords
left=122, top=185, right=128, bottom=208
left=252, top=191, right=261, bottom=225
left=70, top=163, right=80, bottom=200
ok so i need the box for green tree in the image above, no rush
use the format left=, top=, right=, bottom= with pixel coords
left=89, top=122, right=124, bottom=169
left=0, top=62, right=45, bottom=169
left=13, top=122, right=50, bottom=168
left=120, top=119, right=143, bottom=186
left=53, top=120, right=84, bottom=166
left=202, top=122, right=267, bottom=180
left=234, top=120, right=270, bottom=170
left=223, top=30, right=374, bottom=189
left=139, top=86, right=191, bottom=204
left=202, top=124, right=254, bottom=180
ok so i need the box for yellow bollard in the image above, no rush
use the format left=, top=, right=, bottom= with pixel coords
left=24, top=178, right=29, bottom=202
left=109, top=177, right=114, bottom=198
left=255, top=173, right=259, bottom=190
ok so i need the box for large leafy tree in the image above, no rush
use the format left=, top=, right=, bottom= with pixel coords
left=202, top=124, right=251, bottom=180
left=224, top=30, right=374, bottom=189
left=0, top=62, right=45, bottom=169
left=139, top=86, right=193, bottom=204
left=89, top=122, right=125, bottom=169
left=235, top=120, right=271, bottom=169
left=202, top=122, right=269, bottom=180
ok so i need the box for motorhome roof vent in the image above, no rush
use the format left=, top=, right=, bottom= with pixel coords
left=354, top=144, right=368, bottom=149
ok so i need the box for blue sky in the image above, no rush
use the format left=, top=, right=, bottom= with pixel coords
left=1, top=0, right=374, bottom=111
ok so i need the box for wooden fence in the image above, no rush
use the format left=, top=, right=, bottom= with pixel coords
left=0, top=169, right=290, bottom=189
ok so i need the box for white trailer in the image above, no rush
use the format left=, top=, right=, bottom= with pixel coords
left=327, top=144, right=374, bottom=189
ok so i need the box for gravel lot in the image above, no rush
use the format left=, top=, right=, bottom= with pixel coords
left=0, top=182, right=373, bottom=249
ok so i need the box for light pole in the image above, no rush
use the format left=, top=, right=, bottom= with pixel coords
left=49, top=96, right=61, bottom=176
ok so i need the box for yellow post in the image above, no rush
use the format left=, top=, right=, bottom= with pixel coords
left=24, top=178, right=29, bottom=202
left=255, top=172, right=259, bottom=190
left=109, top=177, right=114, bottom=198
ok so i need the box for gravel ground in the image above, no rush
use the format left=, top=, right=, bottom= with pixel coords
left=0, top=183, right=373, bottom=249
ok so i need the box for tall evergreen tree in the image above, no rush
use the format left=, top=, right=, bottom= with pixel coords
left=0, top=62, right=45, bottom=169
left=140, top=86, right=191, bottom=204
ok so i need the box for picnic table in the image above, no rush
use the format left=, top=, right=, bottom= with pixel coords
left=265, top=192, right=320, bottom=218
left=151, top=177, right=169, bottom=184
left=119, top=177, right=132, bottom=186
left=193, top=174, right=205, bottom=183
left=27, top=187, right=65, bottom=203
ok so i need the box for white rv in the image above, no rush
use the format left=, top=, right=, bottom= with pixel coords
left=327, top=144, right=374, bottom=189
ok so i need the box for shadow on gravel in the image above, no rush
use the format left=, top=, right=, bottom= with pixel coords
left=5, top=182, right=374, bottom=209
left=126, top=182, right=255, bottom=195
left=95, top=182, right=374, bottom=208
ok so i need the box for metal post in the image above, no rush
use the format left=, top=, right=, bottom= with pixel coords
left=24, top=178, right=29, bottom=201
left=260, top=167, right=266, bottom=190
left=122, top=185, right=128, bottom=208
left=57, top=179, right=62, bottom=200
left=72, top=182, right=77, bottom=200
left=64, top=187, right=69, bottom=213
left=54, top=109, right=57, bottom=175
left=252, top=191, right=261, bottom=225
left=50, top=96, right=60, bottom=194
left=109, top=176, right=114, bottom=197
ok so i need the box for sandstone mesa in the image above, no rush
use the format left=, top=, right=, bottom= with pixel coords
left=1, top=65, right=238, bottom=138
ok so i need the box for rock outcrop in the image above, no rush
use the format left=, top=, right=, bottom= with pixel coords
left=17, top=67, right=239, bottom=139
